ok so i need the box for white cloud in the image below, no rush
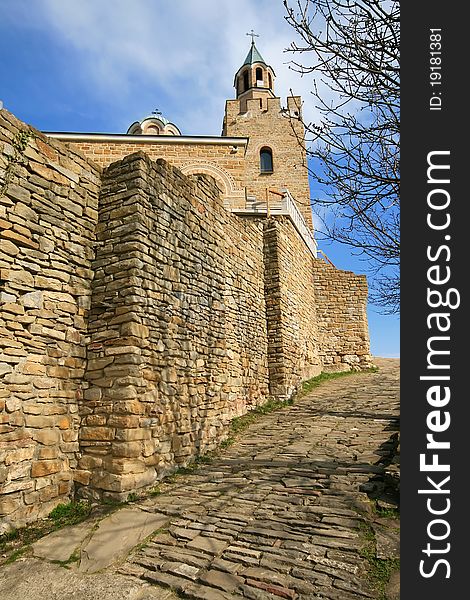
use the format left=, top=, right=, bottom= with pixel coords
left=5, top=0, right=328, bottom=134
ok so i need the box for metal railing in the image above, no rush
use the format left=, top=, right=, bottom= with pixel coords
left=279, top=189, right=317, bottom=258
left=232, top=188, right=318, bottom=258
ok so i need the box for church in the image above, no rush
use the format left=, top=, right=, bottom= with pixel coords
left=0, top=41, right=372, bottom=529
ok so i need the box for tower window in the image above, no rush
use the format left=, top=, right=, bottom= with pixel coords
left=243, top=70, right=249, bottom=92
left=256, top=67, right=263, bottom=86
left=268, top=73, right=273, bottom=89
left=260, top=147, right=273, bottom=173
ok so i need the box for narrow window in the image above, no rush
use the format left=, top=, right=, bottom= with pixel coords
left=260, top=147, right=273, bottom=173
left=243, top=70, right=249, bottom=92
left=268, top=73, right=273, bottom=89
left=256, top=67, right=263, bottom=86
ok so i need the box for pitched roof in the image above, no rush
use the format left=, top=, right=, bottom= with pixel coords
left=243, top=42, right=267, bottom=66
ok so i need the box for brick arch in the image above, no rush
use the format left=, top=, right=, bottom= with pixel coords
left=179, top=162, right=245, bottom=208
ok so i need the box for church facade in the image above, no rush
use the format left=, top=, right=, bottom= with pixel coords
left=0, top=42, right=372, bottom=529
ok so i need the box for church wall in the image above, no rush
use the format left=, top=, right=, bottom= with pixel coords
left=67, top=140, right=246, bottom=204
left=0, top=109, right=101, bottom=530
left=77, top=152, right=269, bottom=500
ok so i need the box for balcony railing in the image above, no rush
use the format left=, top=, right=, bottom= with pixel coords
left=231, top=189, right=318, bottom=258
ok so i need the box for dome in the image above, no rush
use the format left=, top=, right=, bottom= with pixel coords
left=127, top=112, right=181, bottom=136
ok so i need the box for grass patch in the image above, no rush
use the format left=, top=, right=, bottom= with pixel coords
left=359, top=522, right=399, bottom=600
left=223, top=397, right=294, bottom=445
left=297, top=367, right=378, bottom=399
left=3, top=546, right=30, bottom=565
left=126, top=492, right=140, bottom=502
left=220, top=437, right=235, bottom=449
left=195, top=454, right=213, bottom=465
left=148, top=485, right=162, bottom=497
left=49, top=500, right=91, bottom=527
left=374, top=502, right=400, bottom=520
left=51, top=549, right=81, bottom=569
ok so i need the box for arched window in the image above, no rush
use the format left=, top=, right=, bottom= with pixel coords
left=256, top=67, right=263, bottom=86
left=268, top=73, right=273, bottom=89
left=243, top=70, right=249, bottom=92
left=260, top=147, right=273, bottom=173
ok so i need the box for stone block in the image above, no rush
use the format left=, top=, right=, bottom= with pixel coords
left=73, top=469, right=91, bottom=485
left=120, top=322, right=149, bottom=338
left=37, top=447, right=59, bottom=459
left=4, top=446, right=35, bottom=466
left=21, top=362, right=47, bottom=375
left=38, top=483, right=60, bottom=502
left=0, top=362, right=13, bottom=376
left=80, top=426, right=115, bottom=441
left=31, top=459, right=63, bottom=477
left=19, top=291, right=43, bottom=308
left=24, top=414, right=56, bottom=428
left=1, top=229, right=39, bottom=250
left=0, top=494, right=21, bottom=515
left=114, top=428, right=151, bottom=442
left=5, top=183, right=31, bottom=203
left=107, top=415, right=140, bottom=428
left=32, top=429, right=60, bottom=445
left=111, top=441, right=143, bottom=458
left=87, top=357, right=115, bottom=371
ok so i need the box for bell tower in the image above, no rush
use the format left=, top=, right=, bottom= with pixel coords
left=233, top=31, right=276, bottom=113
left=223, top=36, right=313, bottom=229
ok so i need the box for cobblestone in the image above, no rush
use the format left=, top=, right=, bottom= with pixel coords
left=124, top=358, right=399, bottom=599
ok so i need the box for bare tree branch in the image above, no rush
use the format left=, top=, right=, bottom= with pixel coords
left=284, top=0, right=400, bottom=313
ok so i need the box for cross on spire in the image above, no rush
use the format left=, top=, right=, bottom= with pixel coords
left=246, top=29, right=259, bottom=44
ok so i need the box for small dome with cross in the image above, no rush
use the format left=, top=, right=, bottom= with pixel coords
left=127, top=110, right=181, bottom=136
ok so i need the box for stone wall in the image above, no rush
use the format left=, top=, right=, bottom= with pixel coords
left=313, top=260, right=373, bottom=370
left=0, top=109, right=101, bottom=530
left=262, top=217, right=373, bottom=398
left=65, top=139, right=247, bottom=208
left=78, top=153, right=269, bottom=500
left=263, top=218, right=321, bottom=399
left=1, top=108, right=372, bottom=528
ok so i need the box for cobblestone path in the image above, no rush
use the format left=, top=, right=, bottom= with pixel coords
left=120, top=358, right=400, bottom=600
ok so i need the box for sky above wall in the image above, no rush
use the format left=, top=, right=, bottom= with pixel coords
left=0, top=0, right=399, bottom=358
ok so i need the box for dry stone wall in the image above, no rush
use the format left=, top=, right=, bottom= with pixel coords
left=263, top=217, right=372, bottom=399
left=312, top=260, right=373, bottom=370
left=263, top=218, right=321, bottom=399
left=275, top=218, right=322, bottom=395
left=0, top=109, right=101, bottom=530
left=78, top=153, right=269, bottom=500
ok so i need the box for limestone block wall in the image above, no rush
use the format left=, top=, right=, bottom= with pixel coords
left=263, top=218, right=321, bottom=399
left=312, top=260, right=373, bottom=370
left=78, top=153, right=269, bottom=500
left=0, top=109, right=101, bottom=530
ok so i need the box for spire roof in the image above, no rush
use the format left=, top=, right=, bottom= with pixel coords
left=242, top=41, right=267, bottom=66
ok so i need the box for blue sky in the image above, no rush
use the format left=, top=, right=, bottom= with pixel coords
left=0, top=0, right=399, bottom=357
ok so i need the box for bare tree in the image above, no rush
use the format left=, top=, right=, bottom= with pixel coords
left=284, top=0, right=400, bottom=313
